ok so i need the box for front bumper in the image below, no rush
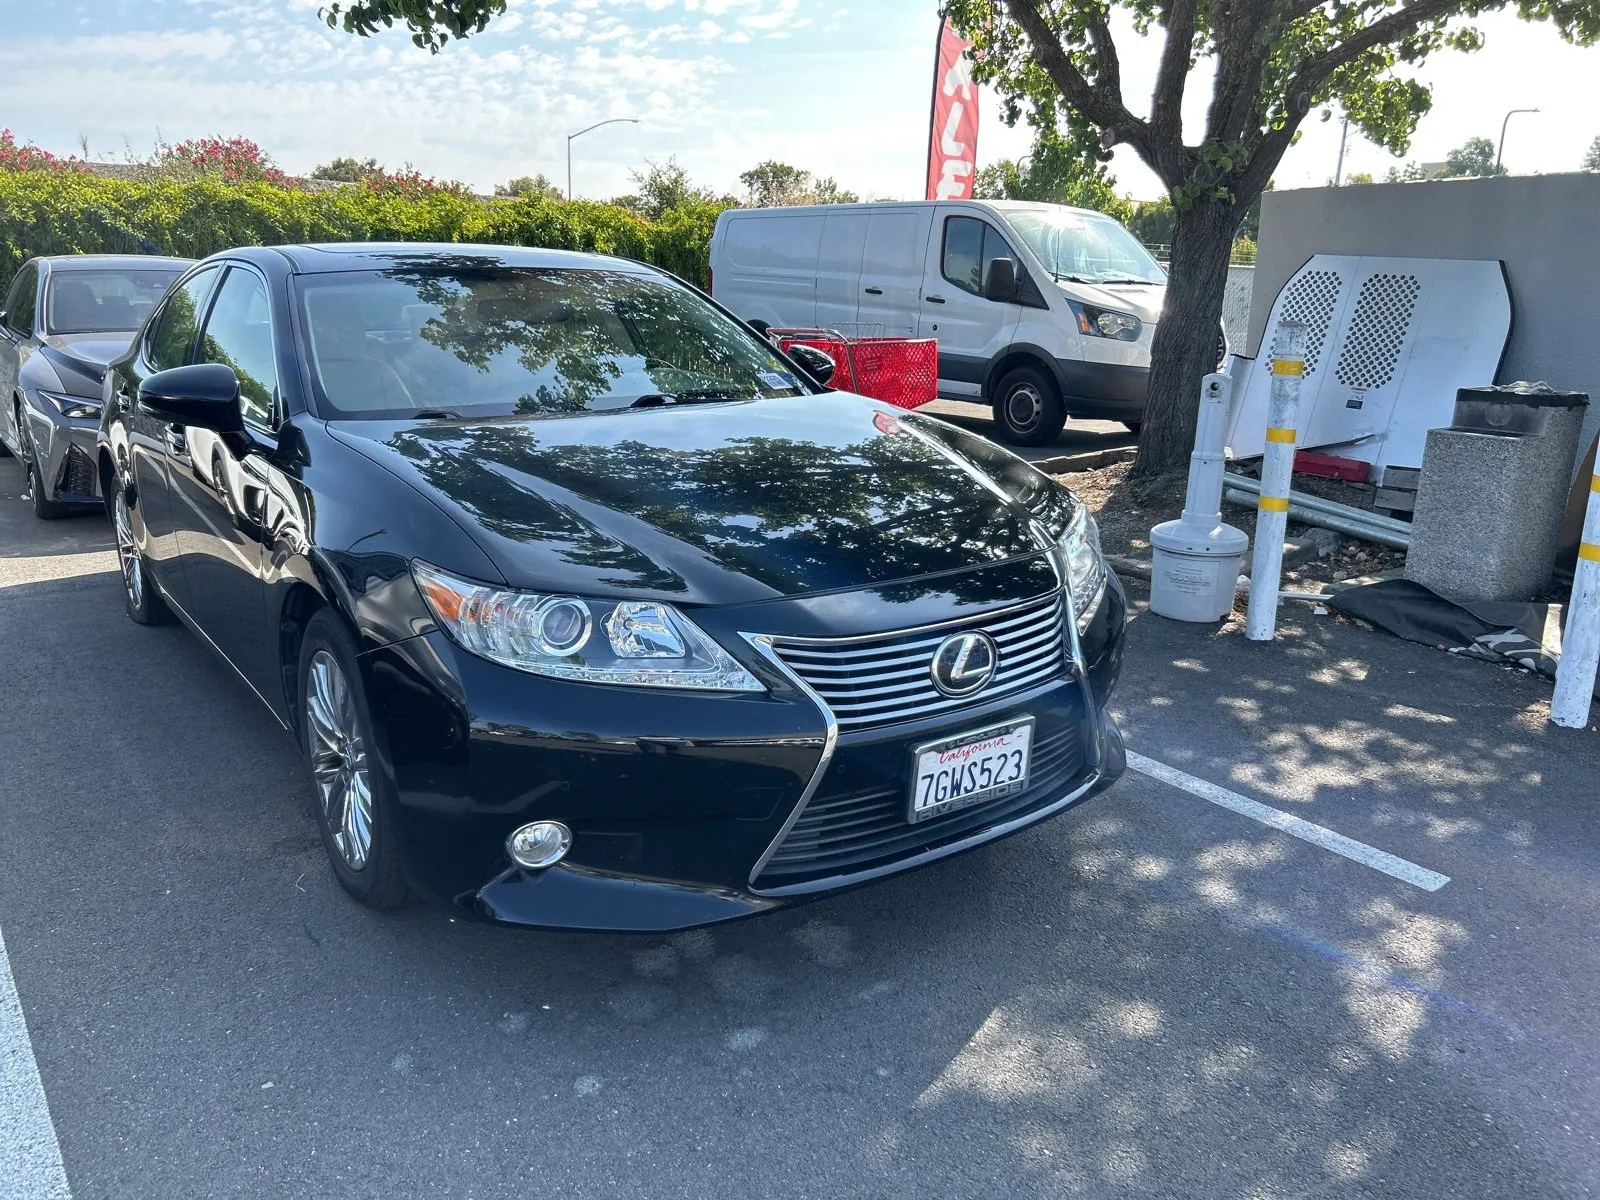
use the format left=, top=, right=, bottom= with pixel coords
left=21, top=400, right=100, bottom=503
left=1051, top=358, right=1149, bottom=420
left=359, top=569, right=1128, bottom=932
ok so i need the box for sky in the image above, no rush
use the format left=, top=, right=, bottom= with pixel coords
left=1, top=0, right=1598, bottom=203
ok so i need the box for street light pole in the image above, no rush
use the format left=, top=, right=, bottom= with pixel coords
left=566, top=118, right=640, bottom=201
left=1333, top=116, right=1349, bottom=186
left=1495, top=108, right=1539, bottom=174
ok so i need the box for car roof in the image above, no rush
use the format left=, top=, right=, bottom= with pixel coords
left=268, top=242, right=662, bottom=276
left=39, top=254, right=193, bottom=271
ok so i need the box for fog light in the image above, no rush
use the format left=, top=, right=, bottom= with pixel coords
left=507, top=821, right=571, bottom=869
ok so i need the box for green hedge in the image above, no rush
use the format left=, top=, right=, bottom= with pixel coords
left=0, top=171, right=726, bottom=285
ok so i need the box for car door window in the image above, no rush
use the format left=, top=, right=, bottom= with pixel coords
left=197, top=267, right=277, bottom=426
left=4, top=264, right=38, bottom=337
left=941, top=217, right=1016, bottom=298
left=146, top=266, right=221, bottom=372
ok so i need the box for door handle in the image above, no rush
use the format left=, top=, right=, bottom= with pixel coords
left=863, top=286, right=884, bottom=296
left=164, top=427, right=190, bottom=461
left=925, top=295, right=946, bottom=304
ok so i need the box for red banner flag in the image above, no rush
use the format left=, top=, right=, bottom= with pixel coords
left=925, top=19, right=979, bottom=201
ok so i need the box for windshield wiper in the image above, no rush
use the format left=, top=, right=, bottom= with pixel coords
left=630, top=391, right=755, bottom=408
left=1049, top=271, right=1096, bottom=284
left=1094, top=276, right=1159, bottom=285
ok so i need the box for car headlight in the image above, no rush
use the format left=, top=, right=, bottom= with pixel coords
left=412, top=561, right=764, bottom=692
left=1059, top=506, right=1107, bottom=630
left=39, top=390, right=102, bottom=420
left=1068, top=301, right=1142, bottom=342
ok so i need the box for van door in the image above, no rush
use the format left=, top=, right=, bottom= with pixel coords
left=814, top=209, right=868, bottom=332
left=715, top=212, right=822, bottom=329
left=918, top=209, right=1024, bottom=399
left=857, top=209, right=932, bottom=338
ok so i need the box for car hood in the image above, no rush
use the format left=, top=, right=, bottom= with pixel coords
left=328, top=393, right=1076, bottom=606
left=1055, top=280, right=1166, bottom=323
left=41, top=334, right=135, bottom=389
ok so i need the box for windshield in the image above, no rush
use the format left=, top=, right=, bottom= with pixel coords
left=1004, top=210, right=1166, bottom=285
left=46, top=268, right=184, bottom=335
left=295, top=266, right=808, bottom=420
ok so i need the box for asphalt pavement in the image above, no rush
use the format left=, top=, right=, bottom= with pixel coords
left=1, top=451, right=1598, bottom=1199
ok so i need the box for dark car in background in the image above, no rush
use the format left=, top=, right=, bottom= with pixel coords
left=99, top=242, right=1127, bottom=931
left=0, top=254, right=191, bottom=517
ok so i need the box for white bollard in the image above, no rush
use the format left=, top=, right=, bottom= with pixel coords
left=1245, top=321, right=1308, bottom=642
left=1550, top=469, right=1600, bottom=727
left=1149, top=373, right=1249, bottom=622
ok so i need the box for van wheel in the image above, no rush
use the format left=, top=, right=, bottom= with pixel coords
left=992, top=366, right=1066, bottom=447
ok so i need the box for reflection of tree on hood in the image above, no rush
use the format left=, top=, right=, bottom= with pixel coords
left=387, top=420, right=1038, bottom=593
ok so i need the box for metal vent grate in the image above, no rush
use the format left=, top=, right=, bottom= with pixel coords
left=1334, top=272, right=1421, bottom=389
left=1274, top=269, right=1343, bottom=376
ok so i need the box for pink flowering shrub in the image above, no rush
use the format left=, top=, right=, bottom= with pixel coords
left=0, top=129, right=88, bottom=173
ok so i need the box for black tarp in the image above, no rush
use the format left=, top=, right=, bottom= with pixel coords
left=1324, top=577, right=1597, bottom=697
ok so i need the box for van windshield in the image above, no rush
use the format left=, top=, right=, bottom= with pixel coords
left=1005, top=210, right=1166, bottom=286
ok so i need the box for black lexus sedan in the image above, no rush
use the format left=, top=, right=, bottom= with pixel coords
left=98, top=243, right=1128, bottom=931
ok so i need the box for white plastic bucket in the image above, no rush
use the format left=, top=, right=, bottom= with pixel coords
left=1149, top=544, right=1244, bottom=622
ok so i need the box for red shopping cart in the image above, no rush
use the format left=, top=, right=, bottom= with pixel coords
left=766, top=326, right=938, bottom=411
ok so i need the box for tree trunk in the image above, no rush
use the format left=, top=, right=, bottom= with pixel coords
left=1131, top=200, right=1240, bottom=478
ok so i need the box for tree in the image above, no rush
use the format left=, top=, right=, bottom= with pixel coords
left=312, top=156, right=384, bottom=183
left=973, top=128, right=1132, bottom=220
left=495, top=173, right=561, bottom=199
left=944, top=0, right=1600, bottom=476
left=1582, top=135, right=1600, bottom=171
left=612, top=158, right=720, bottom=220
left=322, top=0, right=506, bottom=51
left=1384, top=161, right=1428, bottom=182
left=1440, top=136, right=1505, bottom=178
left=738, top=161, right=859, bottom=207
left=1343, top=171, right=1376, bottom=185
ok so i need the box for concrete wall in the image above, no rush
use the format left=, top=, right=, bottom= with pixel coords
left=1249, top=174, right=1600, bottom=462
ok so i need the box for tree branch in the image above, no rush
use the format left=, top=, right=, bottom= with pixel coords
left=1236, top=0, right=1462, bottom=197
left=1002, top=0, right=1160, bottom=168
left=1149, top=0, right=1198, bottom=145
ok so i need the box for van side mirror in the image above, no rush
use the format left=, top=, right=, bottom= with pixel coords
left=787, top=343, right=837, bottom=387
left=983, top=257, right=1018, bottom=303
left=137, top=363, right=245, bottom=432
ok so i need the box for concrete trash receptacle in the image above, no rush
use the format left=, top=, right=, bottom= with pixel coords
left=1405, top=382, right=1589, bottom=602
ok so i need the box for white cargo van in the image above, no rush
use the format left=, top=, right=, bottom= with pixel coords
left=709, top=199, right=1167, bottom=445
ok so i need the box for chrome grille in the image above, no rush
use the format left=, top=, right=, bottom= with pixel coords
left=767, top=593, right=1066, bottom=731
left=756, top=719, right=1085, bottom=886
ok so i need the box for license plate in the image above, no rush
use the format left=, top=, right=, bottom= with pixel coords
left=908, top=719, right=1034, bottom=823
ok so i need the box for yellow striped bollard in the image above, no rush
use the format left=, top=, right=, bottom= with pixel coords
left=1551, top=468, right=1600, bottom=727
left=1245, top=319, right=1308, bottom=641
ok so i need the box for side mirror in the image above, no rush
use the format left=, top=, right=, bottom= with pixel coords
left=137, top=363, right=244, bottom=432
left=983, top=257, right=1019, bottom=303
left=787, top=343, right=837, bottom=387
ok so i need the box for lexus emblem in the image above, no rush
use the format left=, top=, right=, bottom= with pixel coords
left=929, top=631, right=998, bottom=697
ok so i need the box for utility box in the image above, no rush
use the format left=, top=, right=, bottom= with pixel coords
left=1406, top=383, right=1589, bottom=602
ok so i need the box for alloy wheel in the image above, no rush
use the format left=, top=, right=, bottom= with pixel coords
left=113, top=489, right=143, bottom=610
left=306, top=649, right=374, bottom=871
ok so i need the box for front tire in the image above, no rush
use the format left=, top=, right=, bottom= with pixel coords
left=21, top=423, right=65, bottom=520
left=991, top=365, right=1066, bottom=447
left=298, top=610, right=409, bottom=910
left=113, top=486, right=172, bottom=625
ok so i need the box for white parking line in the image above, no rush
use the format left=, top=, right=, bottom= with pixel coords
left=0, top=925, right=70, bottom=1200
left=1127, top=751, right=1451, bottom=892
